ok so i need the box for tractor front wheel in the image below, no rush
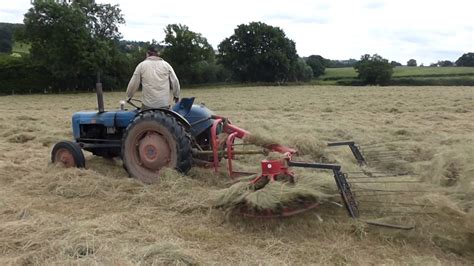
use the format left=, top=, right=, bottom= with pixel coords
left=122, top=111, right=192, bottom=184
left=51, top=141, right=86, bottom=168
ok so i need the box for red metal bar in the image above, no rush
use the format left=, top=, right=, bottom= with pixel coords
left=223, top=123, right=250, bottom=139
left=226, top=132, right=238, bottom=177
left=210, top=118, right=222, bottom=172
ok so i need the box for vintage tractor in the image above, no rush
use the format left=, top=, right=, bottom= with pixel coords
left=52, top=83, right=361, bottom=218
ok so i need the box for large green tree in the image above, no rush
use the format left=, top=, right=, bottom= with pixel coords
left=218, top=22, right=298, bottom=82
left=161, top=24, right=217, bottom=84
left=455, top=53, right=474, bottom=66
left=407, top=59, right=417, bottom=66
left=354, top=54, right=394, bottom=85
left=305, top=55, right=328, bottom=77
left=21, top=0, right=125, bottom=89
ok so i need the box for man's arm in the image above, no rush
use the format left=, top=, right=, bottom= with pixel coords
left=126, top=63, right=142, bottom=99
left=168, top=64, right=180, bottom=100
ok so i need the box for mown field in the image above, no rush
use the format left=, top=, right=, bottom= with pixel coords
left=0, top=85, right=473, bottom=264
left=318, top=67, right=474, bottom=86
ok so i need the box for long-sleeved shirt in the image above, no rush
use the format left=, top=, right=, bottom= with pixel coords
left=126, top=56, right=180, bottom=108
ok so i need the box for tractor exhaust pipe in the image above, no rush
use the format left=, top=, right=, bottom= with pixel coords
left=96, top=71, right=104, bottom=113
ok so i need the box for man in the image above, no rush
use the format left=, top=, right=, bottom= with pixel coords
left=126, top=46, right=180, bottom=109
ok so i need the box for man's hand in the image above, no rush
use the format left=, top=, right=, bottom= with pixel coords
left=173, top=97, right=179, bottom=103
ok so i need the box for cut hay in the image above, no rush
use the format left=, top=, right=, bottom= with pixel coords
left=287, top=134, right=327, bottom=161
left=213, top=174, right=335, bottom=212
left=140, top=244, right=198, bottom=265
left=243, top=133, right=280, bottom=147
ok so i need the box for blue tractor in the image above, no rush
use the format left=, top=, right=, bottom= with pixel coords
left=51, top=87, right=218, bottom=184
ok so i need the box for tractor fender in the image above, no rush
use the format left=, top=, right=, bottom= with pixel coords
left=138, top=108, right=191, bottom=130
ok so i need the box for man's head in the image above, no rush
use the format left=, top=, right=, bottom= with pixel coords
left=146, top=46, right=159, bottom=57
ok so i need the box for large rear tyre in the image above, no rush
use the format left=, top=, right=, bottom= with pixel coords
left=122, top=111, right=192, bottom=184
left=51, top=141, right=86, bottom=168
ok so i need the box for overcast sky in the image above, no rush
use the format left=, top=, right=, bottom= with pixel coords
left=1, top=0, right=473, bottom=65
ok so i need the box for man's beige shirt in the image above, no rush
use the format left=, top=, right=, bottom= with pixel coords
left=126, top=56, right=180, bottom=108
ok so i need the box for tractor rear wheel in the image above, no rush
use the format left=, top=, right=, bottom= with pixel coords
left=122, top=111, right=192, bottom=184
left=51, top=141, right=86, bottom=168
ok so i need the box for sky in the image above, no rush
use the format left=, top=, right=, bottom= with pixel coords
left=1, top=0, right=473, bottom=65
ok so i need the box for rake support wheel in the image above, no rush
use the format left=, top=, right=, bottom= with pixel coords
left=51, top=141, right=86, bottom=168
left=122, top=110, right=192, bottom=184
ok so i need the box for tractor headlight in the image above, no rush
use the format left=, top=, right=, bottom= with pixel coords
left=119, top=100, right=126, bottom=110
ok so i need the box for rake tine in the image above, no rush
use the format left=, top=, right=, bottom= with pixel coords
left=349, top=181, right=422, bottom=184
left=359, top=210, right=436, bottom=215
left=349, top=176, right=411, bottom=179
left=360, top=143, right=389, bottom=148
left=347, top=171, right=410, bottom=175
left=353, top=189, right=431, bottom=193
left=357, top=200, right=435, bottom=207
left=363, top=149, right=414, bottom=153
left=349, top=173, right=412, bottom=178
left=365, top=156, right=414, bottom=160
left=356, top=192, right=427, bottom=197
left=363, top=153, right=414, bottom=157
left=369, top=156, right=414, bottom=159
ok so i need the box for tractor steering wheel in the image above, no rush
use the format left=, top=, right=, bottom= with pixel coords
left=126, top=98, right=142, bottom=109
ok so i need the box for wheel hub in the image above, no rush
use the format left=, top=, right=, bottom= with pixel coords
left=55, top=148, right=75, bottom=167
left=137, top=132, right=171, bottom=171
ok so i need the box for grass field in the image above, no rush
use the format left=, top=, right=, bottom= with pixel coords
left=0, top=86, right=473, bottom=264
left=318, top=67, right=474, bottom=86
left=322, top=67, right=474, bottom=79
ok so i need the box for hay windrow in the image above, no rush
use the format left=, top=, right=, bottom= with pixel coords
left=213, top=174, right=335, bottom=212
left=243, top=133, right=280, bottom=147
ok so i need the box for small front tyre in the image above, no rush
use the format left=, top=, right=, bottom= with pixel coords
left=51, top=141, right=86, bottom=168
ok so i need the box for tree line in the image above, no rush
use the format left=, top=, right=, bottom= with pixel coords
left=0, top=0, right=473, bottom=93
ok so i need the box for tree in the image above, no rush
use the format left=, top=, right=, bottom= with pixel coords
left=390, top=61, right=402, bottom=67
left=218, top=22, right=298, bottom=82
left=407, top=59, right=417, bottom=66
left=437, top=60, right=454, bottom=67
left=0, top=27, right=12, bottom=53
left=161, top=24, right=216, bottom=84
left=305, top=55, right=327, bottom=77
left=354, top=54, right=394, bottom=85
left=21, top=0, right=125, bottom=89
left=455, top=53, right=474, bottom=66
left=289, top=58, right=313, bottom=82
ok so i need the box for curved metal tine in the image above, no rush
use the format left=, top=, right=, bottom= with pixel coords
left=353, top=188, right=431, bottom=193
left=349, top=180, right=422, bottom=184
left=349, top=173, right=413, bottom=178
left=360, top=143, right=389, bottom=148
left=346, top=171, right=410, bottom=175
left=365, top=152, right=411, bottom=156
left=359, top=210, right=436, bottom=215
left=364, top=152, right=414, bottom=156
left=357, top=200, right=435, bottom=207
left=357, top=192, right=425, bottom=197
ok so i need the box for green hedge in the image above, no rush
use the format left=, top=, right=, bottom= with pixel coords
left=0, top=56, right=52, bottom=94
